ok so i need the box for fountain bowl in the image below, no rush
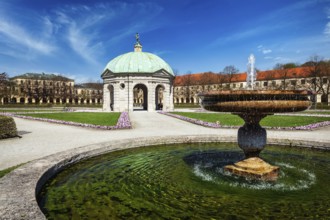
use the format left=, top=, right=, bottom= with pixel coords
left=198, top=90, right=311, bottom=113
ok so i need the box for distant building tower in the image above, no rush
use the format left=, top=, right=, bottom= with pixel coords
left=101, top=34, right=175, bottom=112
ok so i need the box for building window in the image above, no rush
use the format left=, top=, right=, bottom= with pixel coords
left=233, top=84, right=236, bottom=88
left=301, top=79, right=305, bottom=85
left=272, top=81, right=276, bottom=86
left=256, top=82, right=259, bottom=86
left=240, top=83, right=243, bottom=88
left=291, top=80, right=296, bottom=86
left=323, top=78, right=328, bottom=84
left=263, top=81, right=268, bottom=87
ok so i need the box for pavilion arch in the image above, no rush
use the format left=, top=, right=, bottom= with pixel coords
left=133, top=83, right=148, bottom=111
left=155, top=84, right=165, bottom=110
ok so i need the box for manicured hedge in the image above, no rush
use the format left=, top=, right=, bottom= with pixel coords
left=0, top=115, right=18, bottom=139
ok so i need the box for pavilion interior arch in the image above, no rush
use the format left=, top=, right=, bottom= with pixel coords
left=155, top=84, right=165, bottom=110
left=133, top=84, right=148, bottom=111
left=108, top=84, right=114, bottom=111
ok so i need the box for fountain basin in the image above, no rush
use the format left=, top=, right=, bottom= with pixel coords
left=1, top=136, right=329, bottom=219
left=37, top=142, right=330, bottom=219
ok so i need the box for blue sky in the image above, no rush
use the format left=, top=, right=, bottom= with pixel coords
left=1, top=0, right=330, bottom=82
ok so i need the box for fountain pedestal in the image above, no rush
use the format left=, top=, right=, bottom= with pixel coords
left=236, top=113, right=267, bottom=158
left=224, top=157, right=279, bottom=181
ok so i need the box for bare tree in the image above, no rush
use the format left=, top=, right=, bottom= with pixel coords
left=273, top=64, right=291, bottom=90
left=0, top=73, right=9, bottom=103
left=0, top=73, right=17, bottom=103
left=222, top=65, right=239, bottom=89
left=181, top=72, right=194, bottom=103
left=303, top=56, right=330, bottom=103
left=199, top=72, right=214, bottom=92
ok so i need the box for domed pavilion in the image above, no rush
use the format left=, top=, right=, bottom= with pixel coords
left=101, top=34, right=175, bottom=112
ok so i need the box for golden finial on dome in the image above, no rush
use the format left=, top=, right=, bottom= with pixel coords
left=134, top=33, right=142, bottom=52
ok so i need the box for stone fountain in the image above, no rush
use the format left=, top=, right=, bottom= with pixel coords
left=199, top=54, right=312, bottom=181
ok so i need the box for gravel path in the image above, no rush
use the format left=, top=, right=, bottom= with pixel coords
left=0, top=111, right=330, bottom=170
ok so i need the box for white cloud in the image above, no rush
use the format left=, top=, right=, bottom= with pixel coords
left=53, top=2, right=163, bottom=63
left=53, top=5, right=110, bottom=64
left=0, top=20, right=55, bottom=54
left=325, top=22, right=330, bottom=37
left=264, top=56, right=273, bottom=60
left=262, top=49, right=272, bottom=54
left=324, top=7, right=330, bottom=38
left=257, top=45, right=272, bottom=54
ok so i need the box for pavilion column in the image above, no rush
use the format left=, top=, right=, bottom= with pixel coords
left=147, top=82, right=155, bottom=112
left=103, top=83, right=110, bottom=112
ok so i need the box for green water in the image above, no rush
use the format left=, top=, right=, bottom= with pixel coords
left=38, top=143, right=330, bottom=219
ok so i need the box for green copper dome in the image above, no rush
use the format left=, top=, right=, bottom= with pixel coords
left=104, top=51, right=174, bottom=76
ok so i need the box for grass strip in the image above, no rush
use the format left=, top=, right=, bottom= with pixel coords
left=0, top=163, right=26, bottom=179
left=0, top=109, right=62, bottom=113
left=19, top=112, right=121, bottom=126
left=171, top=112, right=330, bottom=127
left=289, top=111, right=330, bottom=115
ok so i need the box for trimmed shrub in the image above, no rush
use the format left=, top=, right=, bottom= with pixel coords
left=0, top=115, right=18, bottom=139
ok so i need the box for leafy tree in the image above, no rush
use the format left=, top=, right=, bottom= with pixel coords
left=274, top=63, right=299, bottom=70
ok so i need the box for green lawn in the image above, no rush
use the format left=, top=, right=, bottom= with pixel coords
left=172, top=112, right=330, bottom=127
left=174, top=103, right=200, bottom=108
left=20, top=112, right=121, bottom=126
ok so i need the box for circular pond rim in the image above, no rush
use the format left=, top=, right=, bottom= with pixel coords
left=0, top=135, right=329, bottom=220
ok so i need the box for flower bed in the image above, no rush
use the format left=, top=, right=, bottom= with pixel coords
left=159, top=112, right=330, bottom=130
left=0, top=112, right=131, bottom=130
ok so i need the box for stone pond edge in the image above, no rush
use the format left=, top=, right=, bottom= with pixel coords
left=0, top=135, right=329, bottom=220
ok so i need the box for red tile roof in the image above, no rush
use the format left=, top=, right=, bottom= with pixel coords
left=174, top=67, right=314, bottom=86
